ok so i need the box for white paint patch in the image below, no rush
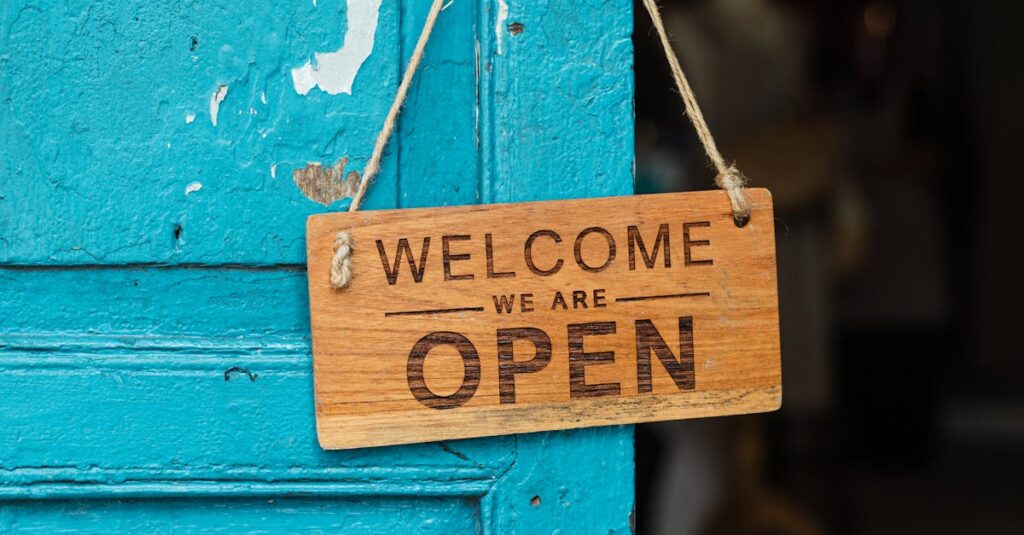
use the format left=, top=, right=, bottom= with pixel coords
left=260, top=91, right=267, bottom=105
left=185, top=113, right=196, bottom=124
left=185, top=181, right=203, bottom=195
left=495, top=0, right=509, bottom=55
left=209, top=85, right=228, bottom=126
left=270, top=164, right=278, bottom=178
left=291, top=0, right=383, bottom=95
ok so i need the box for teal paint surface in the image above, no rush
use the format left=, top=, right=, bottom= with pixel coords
left=1, top=0, right=636, bottom=532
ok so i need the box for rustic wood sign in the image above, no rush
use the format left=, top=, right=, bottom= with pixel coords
left=307, top=189, right=781, bottom=449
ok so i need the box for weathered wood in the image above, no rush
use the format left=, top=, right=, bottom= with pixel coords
left=308, top=189, right=782, bottom=449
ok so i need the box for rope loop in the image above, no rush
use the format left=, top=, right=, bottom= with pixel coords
left=714, top=164, right=752, bottom=227
left=330, top=232, right=354, bottom=288
left=330, top=0, right=756, bottom=289
left=640, top=0, right=752, bottom=226
left=330, top=0, right=445, bottom=289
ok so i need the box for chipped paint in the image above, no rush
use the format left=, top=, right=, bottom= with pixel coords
left=495, top=0, right=509, bottom=55
left=1, top=0, right=637, bottom=530
left=185, top=113, right=196, bottom=124
left=209, top=85, right=228, bottom=126
left=291, top=0, right=383, bottom=96
left=292, top=157, right=361, bottom=205
left=270, top=163, right=277, bottom=178
left=184, top=181, right=203, bottom=195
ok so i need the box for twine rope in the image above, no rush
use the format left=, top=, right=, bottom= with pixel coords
left=640, top=0, right=751, bottom=225
left=330, top=0, right=445, bottom=288
left=331, top=0, right=751, bottom=289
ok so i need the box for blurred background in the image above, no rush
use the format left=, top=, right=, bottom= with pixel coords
left=631, top=0, right=1023, bottom=533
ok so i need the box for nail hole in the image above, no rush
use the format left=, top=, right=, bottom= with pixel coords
left=508, top=22, right=524, bottom=35
left=173, top=223, right=183, bottom=241
left=189, top=36, right=199, bottom=52
left=530, top=495, right=541, bottom=507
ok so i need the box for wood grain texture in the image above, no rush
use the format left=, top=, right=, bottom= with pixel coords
left=308, top=189, right=782, bottom=449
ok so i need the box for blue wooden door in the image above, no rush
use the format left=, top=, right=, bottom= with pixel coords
left=0, top=0, right=635, bottom=532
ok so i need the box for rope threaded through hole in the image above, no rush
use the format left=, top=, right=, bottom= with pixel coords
left=330, top=232, right=354, bottom=288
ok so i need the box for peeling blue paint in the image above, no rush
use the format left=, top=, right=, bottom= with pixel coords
left=1, top=0, right=636, bottom=531
left=291, top=0, right=384, bottom=96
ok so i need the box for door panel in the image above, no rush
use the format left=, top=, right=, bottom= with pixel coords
left=0, top=0, right=636, bottom=532
left=0, top=497, right=478, bottom=534
left=0, top=0, right=403, bottom=264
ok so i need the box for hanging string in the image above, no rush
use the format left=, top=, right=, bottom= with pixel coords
left=330, top=0, right=446, bottom=288
left=640, top=0, right=751, bottom=226
left=331, top=0, right=752, bottom=288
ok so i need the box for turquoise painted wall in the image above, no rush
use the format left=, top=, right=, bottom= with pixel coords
left=0, top=0, right=636, bottom=532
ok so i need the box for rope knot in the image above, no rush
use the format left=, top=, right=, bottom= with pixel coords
left=327, top=0, right=446, bottom=290
left=714, top=165, right=752, bottom=227
left=330, top=231, right=354, bottom=289
left=642, top=0, right=755, bottom=228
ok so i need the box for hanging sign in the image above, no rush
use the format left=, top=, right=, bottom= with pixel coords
left=307, top=189, right=781, bottom=449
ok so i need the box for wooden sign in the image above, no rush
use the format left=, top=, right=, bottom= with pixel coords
left=307, top=189, right=781, bottom=449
